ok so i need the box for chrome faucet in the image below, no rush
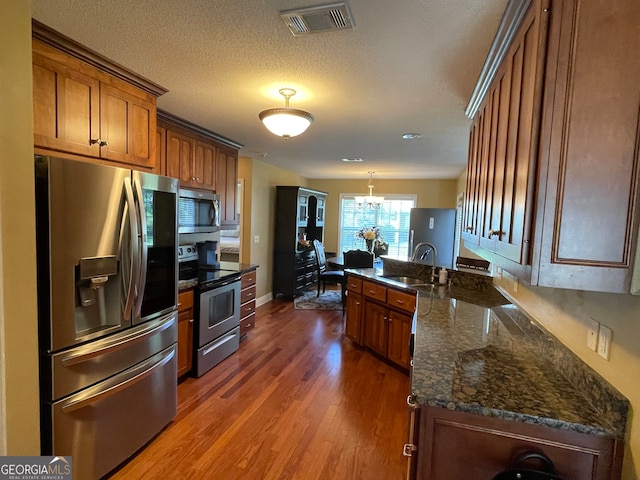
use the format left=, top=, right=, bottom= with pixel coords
left=411, top=242, right=437, bottom=281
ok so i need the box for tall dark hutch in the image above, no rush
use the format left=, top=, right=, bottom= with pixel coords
left=273, top=186, right=327, bottom=298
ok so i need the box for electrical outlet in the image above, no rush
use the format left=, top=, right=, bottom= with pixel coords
left=253, top=235, right=260, bottom=243
left=586, top=318, right=599, bottom=351
left=597, top=325, right=612, bottom=360
left=512, top=278, right=519, bottom=293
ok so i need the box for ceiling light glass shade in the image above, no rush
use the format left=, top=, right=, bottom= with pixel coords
left=259, top=108, right=314, bottom=139
left=355, top=171, right=384, bottom=208
left=259, top=88, right=314, bottom=139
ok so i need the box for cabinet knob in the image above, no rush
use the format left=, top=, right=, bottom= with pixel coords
left=465, top=225, right=474, bottom=232
left=489, top=229, right=504, bottom=238
left=189, top=318, right=194, bottom=323
left=99, top=140, right=109, bottom=147
left=90, top=138, right=101, bottom=145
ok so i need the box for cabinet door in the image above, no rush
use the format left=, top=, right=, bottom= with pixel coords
left=195, top=140, right=216, bottom=190
left=316, top=197, right=326, bottom=226
left=166, top=129, right=195, bottom=184
left=363, top=300, right=388, bottom=357
left=100, top=83, right=156, bottom=169
left=33, top=50, right=101, bottom=157
left=387, top=309, right=412, bottom=369
left=297, top=193, right=309, bottom=226
left=345, top=291, right=364, bottom=344
left=156, top=127, right=166, bottom=175
left=216, top=148, right=238, bottom=224
left=177, top=290, right=194, bottom=378
left=532, top=0, right=640, bottom=292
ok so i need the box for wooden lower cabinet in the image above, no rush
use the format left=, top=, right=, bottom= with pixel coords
left=346, top=275, right=415, bottom=370
left=177, top=290, right=194, bottom=378
left=413, top=406, right=623, bottom=480
left=240, top=269, right=257, bottom=338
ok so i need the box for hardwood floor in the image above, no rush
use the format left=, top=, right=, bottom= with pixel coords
left=107, top=293, right=410, bottom=480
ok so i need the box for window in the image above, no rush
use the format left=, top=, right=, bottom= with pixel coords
left=338, top=194, right=416, bottom=256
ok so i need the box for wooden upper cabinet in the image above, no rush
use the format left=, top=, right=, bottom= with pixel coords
left=31, top=22, right=166, bottom=170
left=217, top=147, right=238, bottom=225
left=531, top=0, right=640, bottom=293
left=158, top=110, right=242, bottom=201
left=465, top=0, right=549, bottom=265
left=32, top=50, right=101, bottom=158
left=465, top=0, right=640, bottom=293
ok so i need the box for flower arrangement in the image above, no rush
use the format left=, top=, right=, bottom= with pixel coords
left=356, top=226, right=382, bottom=241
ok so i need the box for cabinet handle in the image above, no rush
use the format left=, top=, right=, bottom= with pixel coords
left=99, top=140, right=109, bottom=147
left=396, top=299, right=404, bottom=305
left=90, top=138, right=101, bottom=145
left=489, top=229, right=504, bottom=237
left=465, top=225, right=474, bottom=232
left=355, top=301, right=361, bottom=306
left=189, top=318, right=194, bottom=323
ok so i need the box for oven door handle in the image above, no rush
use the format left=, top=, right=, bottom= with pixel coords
left=204, top=276, right=242, bottom=290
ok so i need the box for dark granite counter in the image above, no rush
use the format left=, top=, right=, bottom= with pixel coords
left=345, top=265, right=629, bottom=440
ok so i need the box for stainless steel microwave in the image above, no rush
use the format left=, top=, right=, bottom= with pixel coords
left=178, top=188, right=221, bottom=233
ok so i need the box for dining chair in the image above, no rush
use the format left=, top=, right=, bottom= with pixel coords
left=343, top=249, right=374, bottom=268
left=312, top=240, right=346, bottom=299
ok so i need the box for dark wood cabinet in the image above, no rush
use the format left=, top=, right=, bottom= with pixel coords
left=464, top=0, right=640, bottom=294
left=177, top=290, right=194, bottom=378
left=240, top=269, right=257, bottom=338
left=348, top=276, right=415, bottom=370
left=32, top=22, right=165, bottom=170
left=413, top=406, right=622, bottom=480
left=272, top=186, right=327, bottom=298
left=463, top=0, right=548, bottom=266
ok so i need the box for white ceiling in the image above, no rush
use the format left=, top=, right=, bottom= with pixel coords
left=31, top=0, right=508, bottom=180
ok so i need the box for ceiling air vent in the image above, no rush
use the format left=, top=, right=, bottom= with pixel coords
left=280, top=2, right=355, bottom=36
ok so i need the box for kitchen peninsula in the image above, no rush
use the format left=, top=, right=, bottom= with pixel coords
left=345, top=258, right=628, bottom=479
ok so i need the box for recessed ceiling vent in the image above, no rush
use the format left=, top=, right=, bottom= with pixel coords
left=280, top=2, right=355, bottom=36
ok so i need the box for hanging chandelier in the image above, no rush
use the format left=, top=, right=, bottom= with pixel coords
left=355, top=171, right=384, bottom=208
left=259, top=88, right=314, bottom=139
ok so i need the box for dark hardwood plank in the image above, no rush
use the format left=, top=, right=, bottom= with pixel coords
left=107, top=293, right=410, bottom=480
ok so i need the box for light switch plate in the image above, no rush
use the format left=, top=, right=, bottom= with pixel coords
left=597, top=325, right=612, bottom=360
left=586, top=318, right=599, bottom=351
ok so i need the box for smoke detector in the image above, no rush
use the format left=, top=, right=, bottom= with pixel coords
left=280, top=2, right=355, bottom=36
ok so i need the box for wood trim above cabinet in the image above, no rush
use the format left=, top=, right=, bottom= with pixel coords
left=157, top=110, right=243, bottom=150
left=32, top=19, right=167, bottom=97
left=465, top=0, right=534, bottom=119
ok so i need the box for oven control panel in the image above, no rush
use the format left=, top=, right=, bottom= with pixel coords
left=178, top=244, right=198, bottom=262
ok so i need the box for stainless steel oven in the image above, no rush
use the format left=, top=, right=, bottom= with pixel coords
left=195, top=273, right=242, bottom=377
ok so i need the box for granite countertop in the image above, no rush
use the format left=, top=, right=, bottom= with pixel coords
left=346, top=265, right=628, bottom=439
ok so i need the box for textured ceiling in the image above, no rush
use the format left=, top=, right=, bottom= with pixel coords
left=31, top=0, right=508, bottom=180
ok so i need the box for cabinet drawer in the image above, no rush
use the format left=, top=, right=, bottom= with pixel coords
left=240, top=300, right=256, bottom=319
left=178, top=289, right=194, bottom=310
left=241, top=285, right=256, bottom=304
left=363, top=280, right=387, bottom=302
left=347, top=276, right=362, bottom=293
left=387, top=289, right=416, bottom=313
left=241, top=270, right=256, bottom=288
left=240, top=312, right=256, bottom=336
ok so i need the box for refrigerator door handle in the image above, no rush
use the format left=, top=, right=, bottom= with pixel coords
left=60, top=347, right=175, bottom=414
left=60, top=313, right=176, bottom=367
left=121, top=177, right=139, bottom=319
left=409, top=229, right=415, bottom=253
left=132, top=176, right=148, bottom=318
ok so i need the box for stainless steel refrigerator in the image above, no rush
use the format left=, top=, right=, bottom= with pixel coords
left=408, top=208, right=457, bottom=269
left=35, top=155, right=179, bottom=479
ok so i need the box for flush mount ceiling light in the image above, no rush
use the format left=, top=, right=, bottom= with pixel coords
left=402, top=133, right=423, bottom=140
left=259, top=88, right=314, bottom=140
left=341, top=157, right=363, bottom=162
left=354, top=171, right=384, bottom=209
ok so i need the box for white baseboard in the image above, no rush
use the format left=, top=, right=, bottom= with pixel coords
left=256, top=292, right=272, bottom=307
